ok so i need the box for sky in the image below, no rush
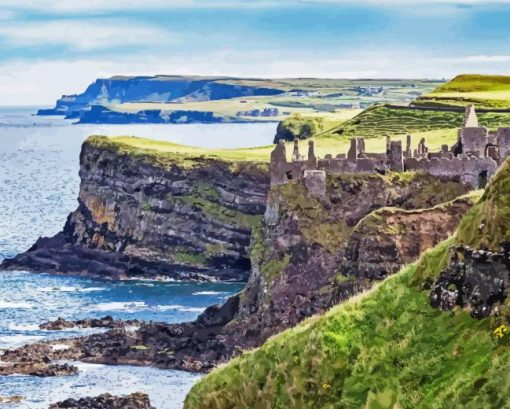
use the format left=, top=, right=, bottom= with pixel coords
left=1, top=0, right=510, bottom=105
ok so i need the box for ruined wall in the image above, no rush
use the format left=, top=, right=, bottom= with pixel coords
left=404, top=156, right=496, bottom=188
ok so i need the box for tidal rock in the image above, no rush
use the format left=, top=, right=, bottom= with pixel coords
left=0, top=362, right=78, bottom=377
left=48, top=392, right=154, bottom=409
left=40, top=316, right=141, bottom=331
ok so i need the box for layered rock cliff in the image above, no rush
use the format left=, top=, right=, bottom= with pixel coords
left=1, top=136, right=269, bottom=281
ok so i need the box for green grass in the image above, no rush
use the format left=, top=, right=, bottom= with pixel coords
left=433, top=74, right=510, bottom=93
left=455, top=157, right=510, bottom=250
left=186, top=247, right=508, bottom=409
left=326, top=105, right=510, bottom=140
left=86, top=130, right=461, bottom=169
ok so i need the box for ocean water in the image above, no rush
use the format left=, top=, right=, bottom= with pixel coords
left=0, top=107, right=275, bottom=408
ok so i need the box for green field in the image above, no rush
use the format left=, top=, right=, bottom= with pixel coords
left=185, top=160, right=510, bottom=409
left=415, top=74, right=510, bottom=109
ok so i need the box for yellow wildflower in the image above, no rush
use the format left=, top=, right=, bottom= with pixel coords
left=322, top=383, right=332, bottom=391
left=494, top=324, right=508, bottom=338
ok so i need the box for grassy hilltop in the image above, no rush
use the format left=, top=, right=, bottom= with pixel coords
left=414, top=74, right=510, bottom=109
left=184, top=159, right=510, bottom=409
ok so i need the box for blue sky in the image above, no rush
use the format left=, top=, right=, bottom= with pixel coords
left=1, top=0, right=510, bottom=105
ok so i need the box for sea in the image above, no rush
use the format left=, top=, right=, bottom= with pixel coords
left=0, top=106, right=276, bottom=408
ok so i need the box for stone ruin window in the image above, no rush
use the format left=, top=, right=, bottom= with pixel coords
left=285, top=170, right=293, bottom=181
left=478, top=170, right=488, bottom=189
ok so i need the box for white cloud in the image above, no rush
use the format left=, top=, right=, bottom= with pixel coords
left=2, top=0, right=510, bottom=13
left=0, top=19, right=174, bottom=50
left=2, top=51, right=510, bottom=106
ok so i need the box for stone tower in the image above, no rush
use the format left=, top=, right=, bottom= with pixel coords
left=463, top=104, right=479, bottom=128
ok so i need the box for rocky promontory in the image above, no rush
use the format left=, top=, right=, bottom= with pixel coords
left=1, top=136, right=269, bottom=281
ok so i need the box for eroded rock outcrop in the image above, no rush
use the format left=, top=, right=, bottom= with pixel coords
left=1, top=136, right=269, bottom=281
left=343, top=193, right=480, bottom=281
left=231, top=173, right=474, bottom=344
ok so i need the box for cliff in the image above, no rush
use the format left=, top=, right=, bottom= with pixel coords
left=37, top=75, right=285, bottom=118
left=1, top=136, right=269, bottom=281
left=231, top=173, right=474, bottom=346
left=0, top=153, right=477, bottom=376
left=184, top=160, right=510, bottom=409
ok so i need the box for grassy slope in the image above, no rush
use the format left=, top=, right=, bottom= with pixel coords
left=185, top=162, right=510, bottom=409
left=186, top=248, right=507, bottom=409
left=415, top=74, right=510, bottom=109
left=324, top=105, right=510, bottom=140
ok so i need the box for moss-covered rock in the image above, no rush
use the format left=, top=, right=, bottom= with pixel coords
left=273, top=114, right=324, bottom=143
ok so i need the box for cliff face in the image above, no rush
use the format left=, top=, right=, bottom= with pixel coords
left=232, top=174, right=473, bottom=344
left=1, top=136, right=269, bottom=281
left=76, top=106, right=228, bottom=124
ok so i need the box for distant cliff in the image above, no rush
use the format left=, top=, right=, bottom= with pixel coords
left=76, top=105, right=228, bottom=124
left=38, top=75, right=285, bottom=119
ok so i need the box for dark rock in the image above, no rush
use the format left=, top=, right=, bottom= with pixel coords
left=40, top=316, right=141, bottom=331
left=430, top=244, right=510, bottom=317
left=48, top=392, right=154, bottom=409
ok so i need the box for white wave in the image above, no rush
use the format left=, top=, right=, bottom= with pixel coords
left=39, top=286, right=78, bottom=292
left=80, top=287, right=106, bottom=292
left=92, top=301, right=147, bottom=313
left=39, top=286, right=104, bottom=293
left=178, top=307, right=206, bottom=313
left=8, top=323, right=40, bottom=331
left=0, top=301, right=33, bottom=309
left=154, top=304, right=183, bottom=311
left=156, top=305, right=205, bottom=313
left=192, top=291, right=226, bottom=296
left=90, top=302, right=205, bottom=314
left=0, top=334, right=44, bottom=346
left=50, top=344, right=70, bottom=351
left=73, top=362, right=107, bottom=371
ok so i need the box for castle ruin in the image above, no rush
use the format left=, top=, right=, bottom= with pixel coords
left=270, top=105, right=509, bottom=193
